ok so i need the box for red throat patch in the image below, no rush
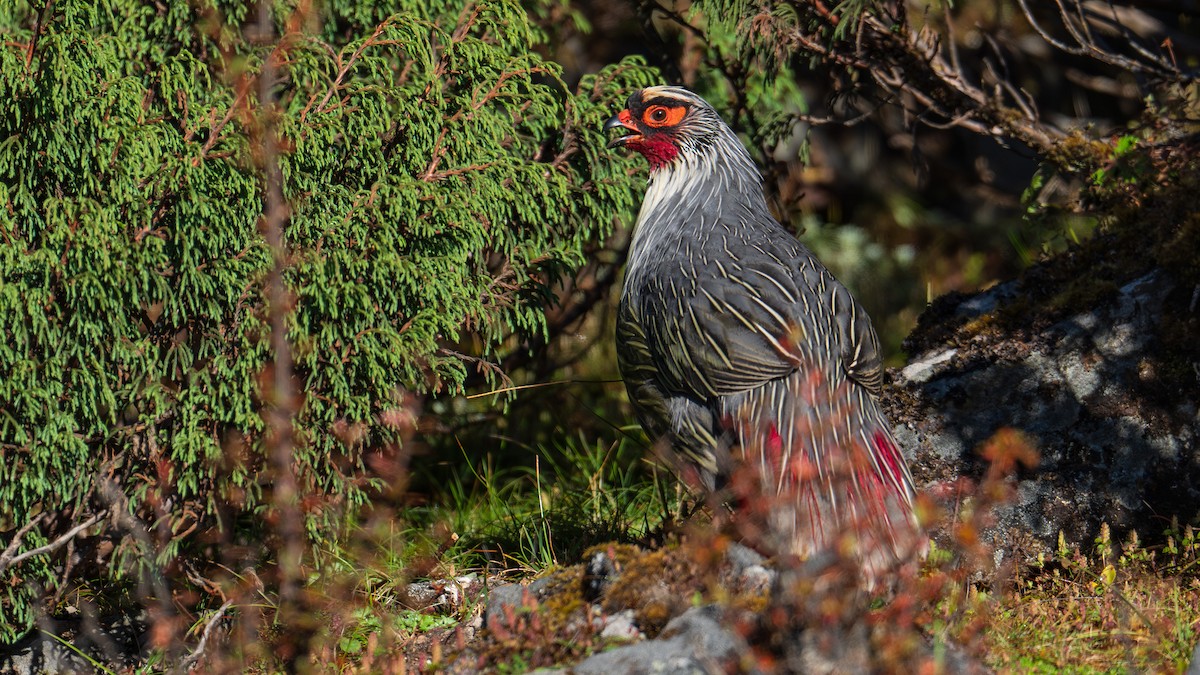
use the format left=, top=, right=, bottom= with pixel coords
left=626, top=137, right=679, bottom=170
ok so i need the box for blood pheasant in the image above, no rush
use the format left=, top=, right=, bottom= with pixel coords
left=605, top=86, right=919, bottom=570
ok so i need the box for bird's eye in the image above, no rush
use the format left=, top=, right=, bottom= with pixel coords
left=643, top=105, right=684, bottom=127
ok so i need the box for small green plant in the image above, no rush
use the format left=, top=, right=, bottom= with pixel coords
left=995, top=522, right=1200, bottom=672
left=1090, top=134, right=1143, bottom=187
left=414, top=429, right=674, bottom=574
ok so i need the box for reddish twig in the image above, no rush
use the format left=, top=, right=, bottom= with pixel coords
left=255, top=0, right=304, bottom=610
left=24, top=0, right=55, bottom=71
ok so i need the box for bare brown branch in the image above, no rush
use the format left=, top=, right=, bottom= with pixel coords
left=175, top=599, right=234, bottom=674
left=256, top=0, right=304, bottom=611
left=0, top=512, right=106, bottom=574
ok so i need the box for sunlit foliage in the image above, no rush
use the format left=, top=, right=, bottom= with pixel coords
left=0, top=0, right=657, bottom=639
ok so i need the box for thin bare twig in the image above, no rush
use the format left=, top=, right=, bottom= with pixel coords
left=0, top=513, right=47, bottom=568
left=0, top=512, right=105, bottom=573
left=191, top=78, right=253, bottom=167
left=24, top=0, right=55, bottom=71
left=464, top=378, right=623, bottom=400
left=175, top=599, right=234, bottom=673
left=257, top=0, right=304, bottom=611
left=773, top=2, right=1064, bottom=151
left=1018, top=0, right=1194, bottom=81
left=298, top=18, right=396, bottom=128
left=942, top=3, right=963, bottom=85
left=96, top=478, right=174, bottom=628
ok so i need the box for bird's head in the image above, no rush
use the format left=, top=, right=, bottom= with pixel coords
left=603, top=86, right=721, bottom=171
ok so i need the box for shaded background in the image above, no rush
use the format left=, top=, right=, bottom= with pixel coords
left=427, top=0, right=1181, bottom=511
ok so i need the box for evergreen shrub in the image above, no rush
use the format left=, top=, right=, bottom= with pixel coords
left=0, top=0, right=656, bottom=639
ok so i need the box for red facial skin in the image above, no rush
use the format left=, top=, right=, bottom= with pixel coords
left=615, top=109, right=680, bottom=171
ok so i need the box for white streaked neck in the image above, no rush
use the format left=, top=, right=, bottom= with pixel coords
left=631, top=131, right=768, bottom=252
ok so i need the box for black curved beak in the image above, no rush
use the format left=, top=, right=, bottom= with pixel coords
left=604, top=111, right=641, bottom=149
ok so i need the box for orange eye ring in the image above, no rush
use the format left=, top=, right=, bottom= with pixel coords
left=643, top=105, right=686, bottom=128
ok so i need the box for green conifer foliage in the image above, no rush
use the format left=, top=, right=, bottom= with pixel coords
left=0, top=0, right=657, bottom=639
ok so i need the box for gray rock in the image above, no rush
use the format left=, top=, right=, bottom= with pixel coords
left=0, top=635, right=94, bottom=675
left=723, top=542, right=765, bottom=570
left=789, top=621, right=871, bottom=675
left=567, top=605, right=745, bottom=675
left=722, top=542, right=775, bottom=593
left=893, top=269, right=1200, bottom=558
left=598, top=609, right=641, bottom=642
left=483, top=583, right=527, bottom=631
left=956, top=280, right=1018, bottom=316
left=0, top=612, right=147, bottom=675
left=900, top=348, right=958, bottom=384
left=1186, top=639, right=1200, bottom=675
left=402, top=574, right=479, bottom=613
left=484, top=577, right=553, bottom=630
